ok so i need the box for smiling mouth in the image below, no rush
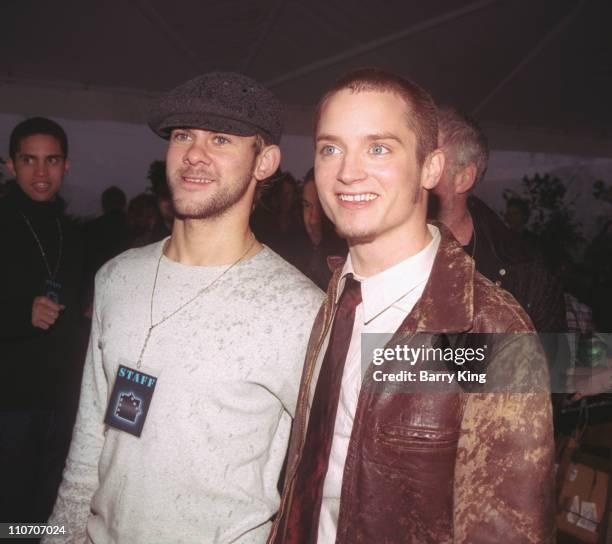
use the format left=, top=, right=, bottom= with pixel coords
left=182, top=176, right=215, bottom=184
left=338, top=193, right=378, bottom=202
left=33, top=182, right=51, bottom=191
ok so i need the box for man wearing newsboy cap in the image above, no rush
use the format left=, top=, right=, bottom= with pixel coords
left=46, top=73, right=323, bottom=543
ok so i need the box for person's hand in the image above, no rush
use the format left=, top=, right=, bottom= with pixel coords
left=32, top=296, right=65, bottom=330
left=566, top=364, right=612, bottom=402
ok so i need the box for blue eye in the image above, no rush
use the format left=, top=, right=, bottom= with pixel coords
left=213, top=135, right=230, bottom=145
left=370, top=144, right=388, bottom=155
left=172, top=131, right=191, bottom=142
left=320, top=145, right=339, bottom=156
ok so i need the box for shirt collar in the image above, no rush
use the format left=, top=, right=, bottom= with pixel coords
left=337, top=225, right=441, bottom=323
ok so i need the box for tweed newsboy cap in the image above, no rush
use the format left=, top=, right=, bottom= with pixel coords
left=148, top=72, right=282, bottom=144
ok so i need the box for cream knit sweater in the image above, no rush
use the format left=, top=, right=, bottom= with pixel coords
left=45, top=241, right=323, bottom=543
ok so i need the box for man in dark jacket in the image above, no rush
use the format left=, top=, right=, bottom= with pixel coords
left=82, top=185, right=129, bottom=314
left=430, top=106, right=568, bottom=388
left=82, top=185, right=129, bottom=275
left=0, top=117, right=84, bottom=523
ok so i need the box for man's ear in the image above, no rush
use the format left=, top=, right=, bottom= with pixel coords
left=254, top=145, right=281, bottom=182
left=63, top=158, right=71, bottom=174
left=6, top=158, right=16, bottom=177
left=421, top=149, right=445, bottom=190
left=454, top=163, right=477, bottom=195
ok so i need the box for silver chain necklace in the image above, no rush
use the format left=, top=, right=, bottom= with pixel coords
left=20, top=212, right=63, bottom=279
left=136, top=234, right=257, bottom=368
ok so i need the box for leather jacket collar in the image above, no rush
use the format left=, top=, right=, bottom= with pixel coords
left=327, top=222, right=475, bottom=335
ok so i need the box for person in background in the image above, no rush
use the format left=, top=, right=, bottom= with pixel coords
left=430, top=106, right=568, bottom=391
left=251, top=169, right=303, bottom=259
left=504, top=196, right=530, bottom=233
left=82, top=186, right=129, bottom=305
left=0, top=117, right=84, bottom=523
left=147, top=159, right=174, bottom=242
left=504, top=196, right=539, bottom=246
left=294, top=167, right=346, bottom=290
left=126, top=192, right=157, bottom=247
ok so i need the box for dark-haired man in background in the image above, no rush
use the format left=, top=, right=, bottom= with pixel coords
left=505, top=196, right=540, bottom=247
left=147, top=159, right=174, bottom=242
left=0, top=117, right=84, bottom=523
left=82, top=185, right=129, bottom=317
left=82, top=186, right=129, bottom=273
left=294, top=167, right=346, bottom=290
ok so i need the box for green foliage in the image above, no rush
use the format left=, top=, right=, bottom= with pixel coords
left=503, top=173, right=583, bottom=253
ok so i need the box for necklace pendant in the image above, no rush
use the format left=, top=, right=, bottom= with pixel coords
left=137, top=327, right=154, bottom=368
left=44, top=278, right=63, bottom=305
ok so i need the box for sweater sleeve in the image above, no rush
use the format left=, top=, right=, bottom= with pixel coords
left=43, top=274, right=109, bottom=543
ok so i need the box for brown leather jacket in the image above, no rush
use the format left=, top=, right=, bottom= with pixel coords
left=270, top=226, right=555, bottom=544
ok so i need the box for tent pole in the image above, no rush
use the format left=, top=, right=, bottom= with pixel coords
left=241, top=0, right=287, bottom=73
left=472, top=0, right=590, bottom=115
left=265, top=0, right=503, bottom=88
left=130, top=0, right=206, bottom=73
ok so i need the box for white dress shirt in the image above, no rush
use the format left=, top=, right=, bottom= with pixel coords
left=316, top=225, right=441, bottom=543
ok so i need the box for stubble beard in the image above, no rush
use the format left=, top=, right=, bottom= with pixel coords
left=333, top=214, right=377, bottom=245
left=169, top=169, right=254, bottom=221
